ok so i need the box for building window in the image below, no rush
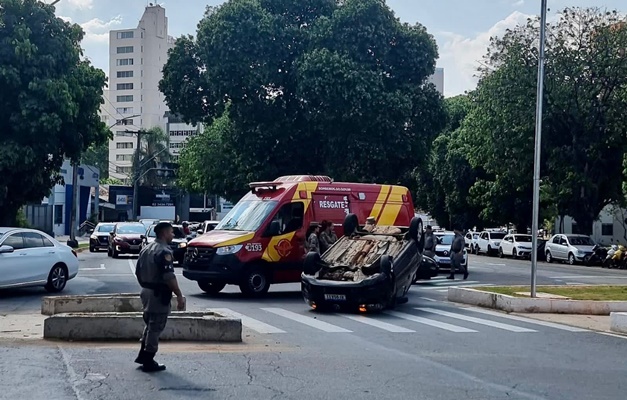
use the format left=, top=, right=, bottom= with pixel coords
left=116, top=166, right=132, bottom=174
left=169, top=130, right=197, bottom=137
left=117, top=95, right=133, bottom=102
left=117, top=46, right=134, bottom=54
left=602, top=223, right=614, bottom=236
left=117, top=71, right=133, bottom=78
left=116, top=83, right=134, bottom=90
left=116, top=131, right=134, bottom=137
left=116, top=119, right=133, bottom=126
left=116, top=58, right=134, bottom=66
left=54, top=205, right=63, bottom=225
left=117, top=142, right=133, bottom=149
left=169, top=142, right=186, bottom=149
left=116, top=154, right=133, bottom=161
left=117, top=31, right=134, bottom=39
left=100, top=115, right=108, bottom=122
left=116, top=107, right=133, bottom=114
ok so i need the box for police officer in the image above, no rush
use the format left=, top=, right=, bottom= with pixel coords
left=448, top=225, right=469, bottom=280
left=423, top=225, right=436, bottom=258
left=134, top=222, right=185, bottom=372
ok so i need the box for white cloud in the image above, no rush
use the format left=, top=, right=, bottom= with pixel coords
left=512, top=0, right=525, bottom=7
left=80, top=16, right=123, bottom=44
left=58, top=15, right=72, bottom=23
left=436, top=11, right=532, bottom=97
left=66, top=0, right=94, bottom=10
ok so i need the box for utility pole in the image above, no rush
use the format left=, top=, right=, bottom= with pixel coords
left=132, top=129, right=143, bottom=221
left=67, top=160, right=79, bottom=248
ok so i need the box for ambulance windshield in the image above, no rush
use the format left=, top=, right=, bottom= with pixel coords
left=215, top=200, right=278, bottom=232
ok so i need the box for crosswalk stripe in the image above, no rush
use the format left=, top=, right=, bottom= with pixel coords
left=433, top=280, right=480, bottom=286
left=415, top=308, right=537, bottom=332
left=342, top=315, right=415, bottom=333
left=212, top=308, right=286, bottom=334
left=261, top=308, right=352, bottom=333
left=463, top=308, right=588, bottom=332
left=385, top=311, right=477, bottom=333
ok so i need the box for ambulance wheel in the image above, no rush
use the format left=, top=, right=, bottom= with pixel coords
left=303, top=252, right=322, bottom=275
left=343, top=213, right=359, bottom=236
left=198, top=280, right=226, bottom=295
left=240, top=266, right=271, bottom=297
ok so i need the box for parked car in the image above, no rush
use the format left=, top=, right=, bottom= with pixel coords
left=196, top=220, right=220, bottom=235
left=433, top=231, right=468, bottom=273
left=89, top=223, right=116, bottom=252
left=413, top=255, right=440, bottom=282
left=544, top=234, right=596, bottom=265
left=474, top=231, right=507, bottom=256
left=144, top=224, right=190, bottom=263
left=301, top=216, right=423, bottom=312
left=465, top=231, right=479, bottom=250
left=498, top=234, right=533, bottom=258
left=107, top=222, right=146, bottom=258
left=0, top=228, right=79, bottom=292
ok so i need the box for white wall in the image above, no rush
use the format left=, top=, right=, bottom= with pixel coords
left=555, top=204, right=627, bottom=245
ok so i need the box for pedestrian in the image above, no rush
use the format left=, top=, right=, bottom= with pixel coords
left=319, top=220, right=338, bottom=253
left=423, top=225, right=436, bottom=258
left=134, top=221, right=186, bottom=372
left=306, top=222, right=322, bottom=254
left=448, top=225, right=468, bottom=280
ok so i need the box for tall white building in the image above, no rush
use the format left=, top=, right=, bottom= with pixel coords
left=102, top=5, right=195, bottom=184
left=429, top=67, right=444, bottom=95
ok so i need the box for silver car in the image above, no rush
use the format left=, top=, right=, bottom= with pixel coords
left=544, top=234, right=596, bottom=265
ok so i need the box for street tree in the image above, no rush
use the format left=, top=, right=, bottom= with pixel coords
left=463, top=7, right=627, bottom=234
left=132, top=127, right=171, bottom=188
left=160, top=0, right=444, bottom=198
left=0, top=0, right=110, bottom=225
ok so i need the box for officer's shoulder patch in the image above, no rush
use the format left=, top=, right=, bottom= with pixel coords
left=164, top=253, right=173, bottom=262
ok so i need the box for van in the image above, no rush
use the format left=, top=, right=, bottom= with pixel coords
left=182, top=175, right=416, bottom=296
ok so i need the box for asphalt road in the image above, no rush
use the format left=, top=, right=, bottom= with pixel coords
left=1, top=252, right=627, bottom=399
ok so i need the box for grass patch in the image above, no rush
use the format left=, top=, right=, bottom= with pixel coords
left=472, top=286, right=627, bottom=301
left=78, top=242, right=89, bottom=249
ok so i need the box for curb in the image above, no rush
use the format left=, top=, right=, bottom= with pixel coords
left=610, top=312, right=627, bottom=334
left=43, top=311, right=242, bottom=342
left=41, top=294, right=180, bottom=315
left=447, top=287, right=627, bottom=315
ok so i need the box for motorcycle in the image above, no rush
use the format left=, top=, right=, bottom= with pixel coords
left=586, top=244, right=609, bottom=266
left=603, top=244, right=627, bottom=269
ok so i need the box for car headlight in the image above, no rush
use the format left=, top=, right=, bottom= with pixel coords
left=216, top=245, right=243, bottom=255
left=90, top=235, right=97, bottom=240
left=577, top=250, right=584, bottom=256
left=178, top=242, right=187, bottom=249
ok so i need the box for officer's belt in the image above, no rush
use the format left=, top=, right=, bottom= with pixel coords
left=139, top=282, right=169, bottom=291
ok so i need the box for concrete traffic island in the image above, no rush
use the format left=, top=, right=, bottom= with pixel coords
left=40, top=294, right=243, bottom=342
left=448, top=287, right=627, bottom=315
left=610, top=312, right=627, bottom=334
left=41, top=293, right=179, bottom=315
left=43, top=311, right=242, bottom=342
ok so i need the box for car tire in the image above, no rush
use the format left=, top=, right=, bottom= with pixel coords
left=546, top=251, right=553, bottom=263
left=380, top=255, right=393, bottom=276
left=488, top=245, right=492, bottom=256
left=239, top=266, right=271, bottom=297
left=89, top=246, right=95, bottom=253
left=107, top=247, right=112, bottom=257
left=112, top=248, right=119, bottom=258
left=408, top=217, right=423, bottom=243
left=568, top=253, right=576, bottom=265
left=513, top=248, right=518, bottom=259
left=45, top=264, right=68, bottom=293
left=343, top=213, right=359, bottom=237
left=303, top=252, right=322, bottom=275
left=198, top=281, right=226, bottom=295
left=498, top=247, right=504, bottom=258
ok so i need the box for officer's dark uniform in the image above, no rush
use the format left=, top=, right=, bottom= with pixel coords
left=449, top=232, right=468, bottom=279
left=134, top=239, right=176, bottom=371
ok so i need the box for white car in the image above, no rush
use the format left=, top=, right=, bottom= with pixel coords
left=499, top=234, right=533, bottom=258
left=434, top=232, right=468, bottom=271
left=544, top=234, right=596, bottom=265
left=465, top=231, right=480, bottom=250
left=475, top=231, right=507, bottom=256
left=0, top=228, right=79, bottom=292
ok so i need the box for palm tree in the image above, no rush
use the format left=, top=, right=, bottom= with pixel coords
left=132, top=126, right=172, bottom=188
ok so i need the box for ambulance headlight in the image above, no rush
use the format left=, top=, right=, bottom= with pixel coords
left=216, top=245, right=243, bottom=255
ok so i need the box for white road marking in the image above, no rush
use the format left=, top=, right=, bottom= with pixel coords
left=487, top=263, right=506, bottom=266
left=58, top=346, right=85, bottom=400
left=597, top=332, right=627, bottom=340
left=342, top=315, right=415, bottom=333
left=385, top=311, right=477, bottom=333
left=127, top=259, right=136, bottom=274
left=419, top=297, right=438, bottom=302
left=416, top=308, right=537, bottom=332
left=433, top=280, right=480, bottom=286
left=261, top=308, right=352, bottom=333
left=463, top=308, right=588, bottom=332
left=565, top=282, right=586, bottom=285
left=213, top=308, right=286, bottom=334
left=550, top=275, right=627, bottom=279
left=81, top=264, right=106, bottom=271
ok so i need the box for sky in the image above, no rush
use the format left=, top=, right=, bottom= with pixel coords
left=52, top=0, right=626, bottom=97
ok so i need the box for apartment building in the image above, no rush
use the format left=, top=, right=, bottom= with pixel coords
left=102, top=4, right=197, bottom=184
left=429, top=67, right=444, bottom=95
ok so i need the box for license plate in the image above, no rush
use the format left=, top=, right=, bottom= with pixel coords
left=324, top=294, right=346, bottom=301
left=130, top=245, right=140, bottom=250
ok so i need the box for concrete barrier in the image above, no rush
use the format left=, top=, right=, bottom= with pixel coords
left=41, top=294, right=180, bottom=315
left=610, top=312, right=627, bottom=334
left=448, top=287, right=627, bottom=315
left=43, top=311, right=242, bottom=342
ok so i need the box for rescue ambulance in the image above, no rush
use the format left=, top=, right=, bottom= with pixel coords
left=182, top=175, right=416, bottom=296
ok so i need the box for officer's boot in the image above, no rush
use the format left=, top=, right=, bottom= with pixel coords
left=141, top=352, right=166, bottom=373
left=134, top=337, right=149, bottom=365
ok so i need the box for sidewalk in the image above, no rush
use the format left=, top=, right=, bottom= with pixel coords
left=512, top=313, right=623, bottom=335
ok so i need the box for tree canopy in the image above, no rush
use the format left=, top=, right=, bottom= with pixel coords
left=0, top=0, right=110, bottom=225
left=160, top=0, right=445, bottom=199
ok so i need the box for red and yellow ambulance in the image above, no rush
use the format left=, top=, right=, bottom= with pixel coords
left=182, top=175, right=416, bottom=296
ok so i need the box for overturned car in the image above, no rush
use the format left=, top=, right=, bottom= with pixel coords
left=301, top=215, right=424, bottom=312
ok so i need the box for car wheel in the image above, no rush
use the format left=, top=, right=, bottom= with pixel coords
left=513, top=248, right=518, bottom=259
left=498, top=247, right=504, bottom=258
left=107, top=247, right=112, bottom=257
left=112, top=248, right=119, bottom=258
left=303, top=252, right=322, bottom=275
left=89, top=246, right=95, bottom=253
left=380, top=255, right=393, bottom=276
left=568, top=253, right=576, bottom=265
left=45, top=264, right=68, bottom=293
left=408, top=217, right=423, bottom=244
left=487, top=245, right=492, bottom=256
left=239, top=266, right=271, bottom=297
left=198, top=281, right=227, bottom=295
left=473, top=245, right=478, bottom=255
left=343, top=213, right=359, bottom=236
left=546, top=251, right=553, bottom=263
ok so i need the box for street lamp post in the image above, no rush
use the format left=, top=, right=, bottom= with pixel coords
left=530, top=0, right=548, bottom=298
